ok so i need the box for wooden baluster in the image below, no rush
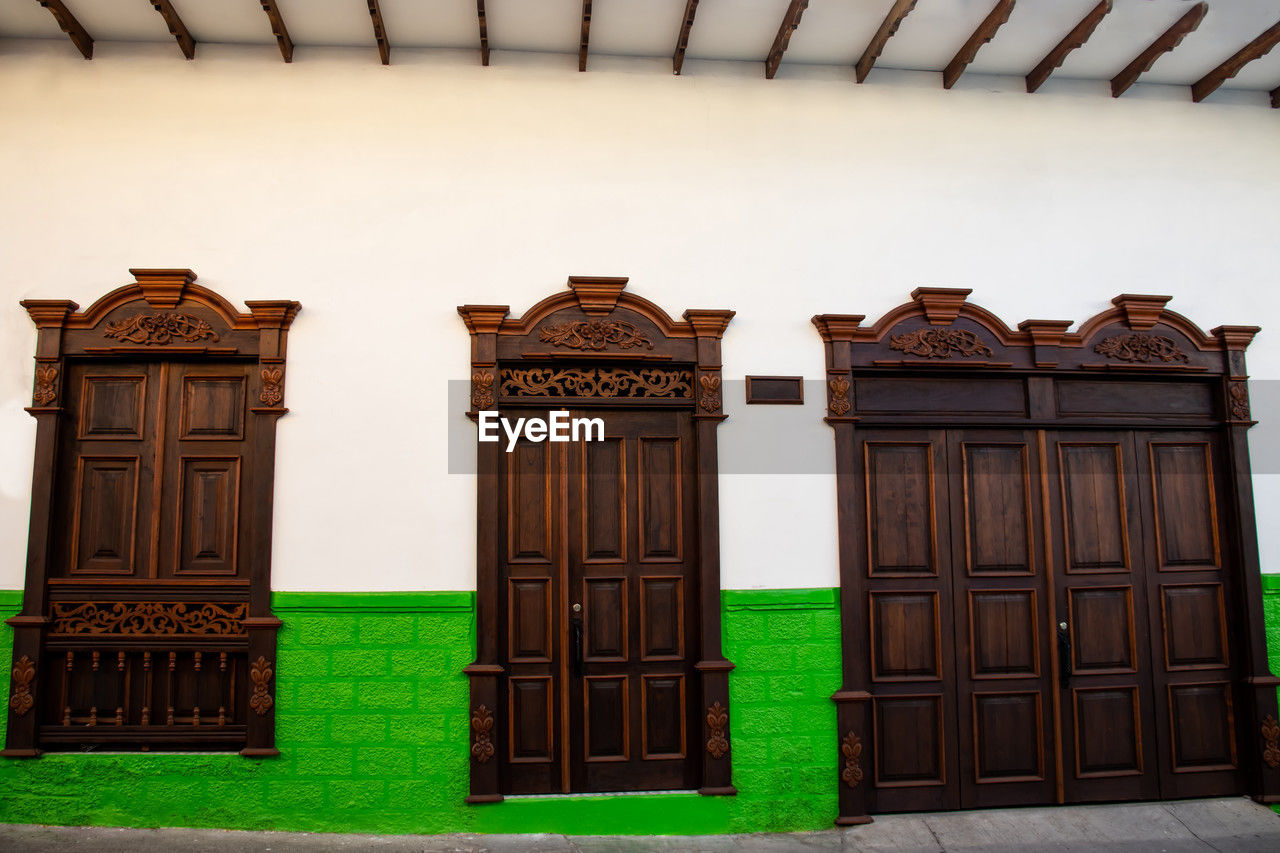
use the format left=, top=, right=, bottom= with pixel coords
left=166, top=651, right=176, bottom=726
left=192, top=651, right=202, bottom=727
left=62, top=651, right=73, bottom=726
left=141, top=651, right=152, bottom=726
left=218, top=652, right=227, bottom=726
left=116, top=651, right=126, bottom=726
left=89, top=650, right=99, bottom=726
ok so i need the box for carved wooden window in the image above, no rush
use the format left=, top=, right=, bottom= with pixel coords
left=4, top=269, right=299, bottom=756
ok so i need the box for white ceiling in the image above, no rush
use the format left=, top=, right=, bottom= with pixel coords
left=2, top=0, right=1278, bottom=94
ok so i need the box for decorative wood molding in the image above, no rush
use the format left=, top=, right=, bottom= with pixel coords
left=148, top=0, right=196, bottom=60
left=744, top=376, right=803, bottom=405
left=367, top=0, right=390, bottom=65
left=698, top=373, right=722, bottom=414
left=856, top=0, right=918, bottom=83
left=477, top=0, right=490, bottom=66
left=104, top=312, right=220, bottom=345
left=32, top=365, right=58, bottom=407
left=259, top=367, right=284, bottom=407
left=828, top=376, right=851, bottom=417
left=706, top=701, right=728, bottom=759
left=471, top=371, right=495, bottom=410
left=567, top=276, right=629, bottom=315
left=1264, top=715, right=1280, bottom=769
left=1192, top=19, right=1280, bottom=103
left=765, top=0, right=810, bottom=80
left=248, top=657, right=274, bottom=716
left=579, top=0, right=592, bottom=72
left=943, top=0, right=1016, bottom=90
left=1026, top=1, right=1111, bottom=93
left=259, top=1, right=294, bottom=63
left=501, top=366, right=692, bottom=400
left=8, top=656, right=34, bottom=717
left=1111, top=2, right=1207, bottom=98
left=914, top=287, right=972, bottom=325
left=841, top=730, right=863, bottom=788
left=539, top=319, right=653, bottom=351
left=673, top=0, right=701, bottom=76
left=38, top=1, right=92, bottom=59
left=1229, top=381, right=1251, bottom=422
left=889, top=328, right=993, bottom=359
left=49, top=602, right=247, bottom=636
left=471, top=705, right=495, bottom=763
left=1093, top=332, right=1188, bottom=364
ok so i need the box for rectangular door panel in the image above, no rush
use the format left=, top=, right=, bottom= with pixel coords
left=508, top=578, right=553, bottom=663
left=179, top=376, right=246, bottom=440
left=637, top=437, right=682, bottom=562
left=507, top=442, right=554, bottom=563
left=969, top=591, right=1038, bottom=679
left=641, top=673, right=686, bottom=759
left=70, top=456, right=140, bottom=575
left=874, top=695, right=946, bottom=787
left=871, top=592, right=940, bottom=681
left=1073, top=686, right=1144, bottom=777
left=583, top=577, right=627, bottom=662
left=78, top=375, right=147, bottom=440
left=509, top=676, right=555, bottom=763
left=1161, top=584, right=1228, bottom=670
left=584, top=676, right=629, bottom=762
left=1059, top=443, right=1130, bottom=573
left=174, top=457, right=240, bottom=575
left=1149, top=443, right=1220, bottom=571
left=639, top=576, right=683, bottom=661
left=972, top=692, right=1044, bottom=783
left=865, top=443, right=937, bottom=576
left=1167, top=683, right=1236, bottom=772
left=1069, top=587, right=1137, bottom=673
left=962, top=443, right=1034, bottom=575
left=582, top=437, right=626, bottom=562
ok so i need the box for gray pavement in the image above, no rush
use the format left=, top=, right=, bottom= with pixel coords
left=2, top=798, right=1279, bottom=852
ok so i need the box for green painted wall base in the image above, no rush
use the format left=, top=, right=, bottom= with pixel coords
left=0, top=587, right=841, bottom=835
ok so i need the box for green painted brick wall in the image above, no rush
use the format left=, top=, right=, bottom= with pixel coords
left=0, top=587, right=841, bottom=835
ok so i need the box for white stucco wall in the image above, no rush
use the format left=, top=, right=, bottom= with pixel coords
left=1, top=39, right=1277, bottom=592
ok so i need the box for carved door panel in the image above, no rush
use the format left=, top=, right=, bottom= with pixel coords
left=498, top=407, right=698, bottom=794
left=1045, top=431, right=1161, bottom=803
left=857, top=430, right=961, bottom=813
left=944, top=431, right=1055, bottom=809
left=1133, top=431, right=1241, bottom=799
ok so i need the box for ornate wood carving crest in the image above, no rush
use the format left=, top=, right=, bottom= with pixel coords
left=249, top=656, right=274, bottom=716
left=1264, top=714, right=1280, bottom=769
left=471, top=704, right=495, bottom=763
left=259, top=367, right=284, bottom=407
left=706, top=701, right=729, bottom=759
left=698, top=374, right=722, bottom=413
left=1229, top=381, right=1251, bottom=421
left=103, top=312, right=220, bottom=345
left=49, top=602, right=247, bottom=636
left=841, top=730, right=864, bottom=788
left=501, top=366, right=692, bottom=399
left=8, top=655, right=35, bottom=717
left=828, top=376, right=851, bottom=416
left=1094, top=332, right=1188, bottom=364
left=539, top=319, right=653, bottom=351
left=471, top=371, right=495, bottom=410
left=32, top=365, right=58, bottom=406
left=890, top=328, right=993, bottom=359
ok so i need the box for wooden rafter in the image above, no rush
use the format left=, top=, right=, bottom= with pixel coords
left=673, top=0, right=700, bottom=76
left=477, top=0, right=490, bottom=66
left=37, top=1, right=92, bottom=60
left=943, top=0, right=1016, bottom=90
left=1026, top=1, right=1111, bottom=94
left=856, top=0, right=917, bottom=84
left=579, top=0, right=591, bottom=72
left=764, top=0, right=810, bottom=80
left=1111, top=1, right=1206, bottom=98
left=149, top=0, right=195, bottom=60
left=258, top=1, right=293, bottom=63
left=367, top=0, right=390, bottom=65
left=1192, top=19, right=1280, bottom=102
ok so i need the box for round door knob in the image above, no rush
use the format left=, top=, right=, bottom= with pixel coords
left=572, top=603, right=582, bottom=613
left=1059, top=622, right=1068, bottom=631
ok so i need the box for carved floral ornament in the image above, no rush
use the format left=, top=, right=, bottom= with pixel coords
left=698, top=374, right=722, bottom=414
left=103, top=312, right=220, bottom=345
left=471, top=704, right=495, bottom=763
left=706, top=701, right=729, bottom=759
left=841, top=731, right=864, bottom=788
left=259, top=367, right=284, bottom=407
left=828, top=376, right=851, bottom=417
left=501, top=366, right=692, bottom=399
left=32, top=364, right=58, bottom=406
left=889, top=328, right=993, bottom=359
left=1229, top=382, right=1251, bottom=421
left=1093, top=332, right=1188, bottom=364
left=472, top=371, right=495, bottom=410
left=249, top=656, right=274, bottom=716
left=538, top=318, right=653, bottom=351
left=50, top=602, right=247, bottom=636
left=1264, top=715, right=1280, bottom=769
left=9, top=655, right=35, bottom=717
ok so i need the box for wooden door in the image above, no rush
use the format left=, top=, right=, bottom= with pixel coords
left=499, top=407, right=699, bottom=794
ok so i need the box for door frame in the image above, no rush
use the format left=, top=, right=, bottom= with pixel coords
left=458, top=276, right=735, bottom=802
left=813, top=288, right=1278, bottom=824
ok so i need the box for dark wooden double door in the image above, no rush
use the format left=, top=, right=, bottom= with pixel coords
left=499, top=407, right=699, bottom=794
left=860, top=427, right=1242, bottom=811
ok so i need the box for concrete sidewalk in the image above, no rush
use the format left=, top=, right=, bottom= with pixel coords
left=3, top=798, right=1279, bottom=851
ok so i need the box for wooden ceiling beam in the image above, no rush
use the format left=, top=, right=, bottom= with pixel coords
left=579, top=0, right=591, bottom=72
left=477, top=0, right=490, bottom=66
left=764, top=0, right=810, bottom=80
left=943, top=0, right=1016, bottom=90
left=37, top=1, right=92, bottom=60
left=1192, top=19, right=1280, bottom=102
left=673, top=0, right=700, bottom=76
left=367, top=0, right=389, bottom=65
left=259, top=1, right=293, bottom=63
left=149, top=0, right=195, bottom=60
left=1026, top=1, right=1111, bottom=94
left=1111, top=1, right=1206, bottom=98
left=856, top=0, right=917, bottom=83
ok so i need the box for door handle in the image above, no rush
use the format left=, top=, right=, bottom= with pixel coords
left=1057, top=621, right=1072, bottom=689
left=570, top=617, right=584, bottom=678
